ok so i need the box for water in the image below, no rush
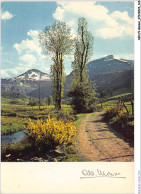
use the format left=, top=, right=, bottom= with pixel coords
left=1, top=130, right=28, bottom=145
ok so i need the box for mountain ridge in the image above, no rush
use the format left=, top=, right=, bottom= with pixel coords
left=1, top=55, right=134, bottom=98
left=10, top=69, right=50, bottom=81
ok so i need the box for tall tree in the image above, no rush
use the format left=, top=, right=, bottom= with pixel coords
left=72, top=17, right=94, bottom=83
left=39, top=21, right=73, bottom=110
left=69, top=18, right=97, bottom=113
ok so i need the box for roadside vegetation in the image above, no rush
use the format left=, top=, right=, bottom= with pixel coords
left=101, top=93, right=134, bottom=145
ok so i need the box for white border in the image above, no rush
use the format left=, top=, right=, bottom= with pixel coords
left=1, top=1, right=140, bottom=194
left=135, top=0, right=141, bottom=194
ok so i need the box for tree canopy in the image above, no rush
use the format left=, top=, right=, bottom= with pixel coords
left=72, top=17, right=94, bottom=83
left=39, top=21, right=74, bottom=110
left=69, top=17, right=97, bottom=113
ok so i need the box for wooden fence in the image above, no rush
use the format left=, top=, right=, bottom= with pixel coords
left=100, top=99, right=134, bottom=116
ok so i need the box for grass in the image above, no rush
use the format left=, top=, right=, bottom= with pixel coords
left=1, top=98, right=73, bottom=134
left=1, top=137, right=84, bottom=162
left=105, top=93, right=133, bottom=101
left=1, top=116, right=28, bottom=135
left=97, top=92, right=134, bottom=116
left=75, top=113, right=86, bottom=128
left=1, top=102, right=55, bottom=134
left=2, top=93, right=134, bottom=161
left=1, top=112, right=85, bottom=162
left=1, top=97, right=84, bottom=161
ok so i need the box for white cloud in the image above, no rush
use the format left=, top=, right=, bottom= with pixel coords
left=1, top=69, right=19, bottom=78
left=20, top=54, right=37, bottom=65
left=116, top=54, right=134, bottom=60
left=16, top=64, right=32, bottom=72
left=13, top=39, right=42, bottom=55
left=1, top=70, right=10, bottom=78
left=111, top=11, right=133, bottom=24
left=2, top=11, right=15, bottom=20
left=13, top=30, right=42, bottom=55
left=8, top=69, right=19, bottom=75
left=53, top=2, right=134, bottom=39
left=27, top=30, right=39, bottom=38
left=12, top=30, right=52, bottom=76
left=53, top=6, right=64, bottom=21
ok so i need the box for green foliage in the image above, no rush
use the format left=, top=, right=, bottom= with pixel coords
left=1, top=95, right=74, bottom=137
left=105, top=93, right=133, bottom=101
left=10, top=99, right=23, bottom=105
left=1, top=116, right=28, bottom=135
left=1, top=97, right=83, bottom=162
left=1, top=91, right=26, bottom=99
left=104, top=106, right=134, bottom=142
left=48, top=95, right=53, bottom=105
left=27, top=99, right=46, bottom=106
left=74, top=113, right=87, bottom=128
left=72, top=17, right=94, bottom=83
left=53, top=110, right=76, bottom=123
left=69, top=81, right=97, bottom=114
left=69, top=17, right=97, bottom=114
left=39, top=21, right=74, bottom=111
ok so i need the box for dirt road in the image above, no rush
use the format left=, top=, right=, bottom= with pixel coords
left=78, top=112, right=134, bottom=161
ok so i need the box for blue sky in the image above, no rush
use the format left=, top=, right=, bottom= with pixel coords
left=1, top=1, right=134, bottom=78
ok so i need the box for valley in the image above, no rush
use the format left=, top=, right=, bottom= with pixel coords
left=1, top=55, right=134, bottom=162
left=1, top=92, right=134, bottom=162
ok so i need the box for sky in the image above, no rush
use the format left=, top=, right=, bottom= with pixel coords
left=1, top=1, right=134, bottom=78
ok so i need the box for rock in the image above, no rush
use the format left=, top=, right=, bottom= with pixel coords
left=31, top=157, right=48, bottom=162
left=53, top=158, right=58, bottom=162
left=17, top=159, right=22, bottom=161
left=6, top=154, right=11, bottom=158
left=55, top=146, right=64, bottom=154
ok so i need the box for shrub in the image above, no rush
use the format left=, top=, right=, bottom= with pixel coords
left=55, top=111, right=76, bottom=123
left=69, top=82, right=97, bottom=114
left=10, top=99, right=20, bottom=105
left=104, top=106, right=134, bottom=143
left=26, top=116, right=77, bottom=147
left=104, top=106, right=118, bottom=120
left=28, top=99, right=46, bottom=106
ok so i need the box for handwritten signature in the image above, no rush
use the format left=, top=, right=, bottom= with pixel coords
left=80, top=169, right=126, bottom=179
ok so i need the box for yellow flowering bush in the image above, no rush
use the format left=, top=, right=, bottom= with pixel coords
left=118, top=108, right=127, bottom=116
left=26, top=116, right=77, bottom=147
left=105, top=106, right=127, bottom=118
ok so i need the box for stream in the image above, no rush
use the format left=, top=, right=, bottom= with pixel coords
left=1, top=130, right=28, bottom=145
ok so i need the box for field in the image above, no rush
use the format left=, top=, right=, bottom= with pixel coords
left=1, top=92, right=134, bottom=162
left=1, top=97, right=85, bottom=161
left=1, top=97, right=72, bottom=134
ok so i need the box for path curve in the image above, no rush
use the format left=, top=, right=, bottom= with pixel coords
left=78, top=112, right=134, bottom=161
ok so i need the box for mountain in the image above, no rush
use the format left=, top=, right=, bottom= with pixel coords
left=27, top=81, right=52, bottom=98
left=1, top=69, right=51, bottom=95
left=64, top=55, right=134, bottom=97
left=87, top=55, right=133, bottom=80
left=11, top=69, right=50, bottom=81
left=1, top=55, right=134, bottom=99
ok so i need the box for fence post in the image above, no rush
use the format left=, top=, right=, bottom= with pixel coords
left=117, top=101, right=119, bottom=110
left=131, top=99, right=134, bottom=116
left=123, top=101, right=129, bottom=115
left=119, top=99, right=122, bottom=110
